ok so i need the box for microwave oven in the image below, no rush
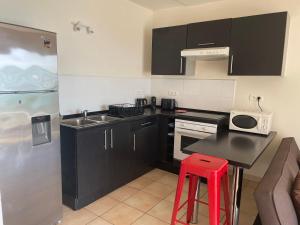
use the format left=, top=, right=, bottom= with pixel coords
left=229, top=110, right=273, bottom=135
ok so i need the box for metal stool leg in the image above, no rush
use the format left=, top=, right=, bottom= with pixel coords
left=171, top=167, right=187, bottom=225
left=187, top=175, right=199, bottom=223
left=208, top=175, right=221, bottom=225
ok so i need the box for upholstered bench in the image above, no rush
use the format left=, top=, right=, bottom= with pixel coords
left=254, top=137, right=300, bottom=225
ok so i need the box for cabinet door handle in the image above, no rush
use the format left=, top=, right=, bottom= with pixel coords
left=110, top=129, right=113, bottom=149
left=230, top=55, right=234, bottom=74
left=104, top=130, right=107, bottom=150
left=180, top=57, right=183, bottom=74
left=133, top=133, right=136, bottom=151
left=141, top=122, right=152, bottom=126
left=197, top=42, right=215, bottom=46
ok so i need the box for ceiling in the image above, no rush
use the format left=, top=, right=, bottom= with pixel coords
left=128, top=0, right=223, bottom=11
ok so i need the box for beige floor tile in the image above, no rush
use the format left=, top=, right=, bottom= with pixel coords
left=240, top=195, right=258, bottom=216
left=87, top=217, right=113, bottom=225
left=124, top=191, right=161, bottom=212
left=142, top=169, right=170, bottom=181
left=85, top=196, right=120, bottom=216
left=63, top=205, right=73, bottom=215
left=132, top=214, right=169, bottom=225
left=101, top=203, right=143, bottom=225
left=127, top=176, right=154, bottom=190
left=60, top=208, right=97, bottom=225
left=238, top=212, right=257, bottom=225
left=142, top=182, right=175, bottom=199
left=165, top=190, right=189, bottom=205
left=148, top=199, right=186, bottom=223
left=108, top=185, right=139, bottom=201
left=157, top=173, right=179, bottom=187
left=179, top=213, right=210, bottom=225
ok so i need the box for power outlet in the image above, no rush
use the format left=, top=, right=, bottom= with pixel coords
left=168, top=90, right=179, bottom=96
left=249, top=94, right=263, bottom=103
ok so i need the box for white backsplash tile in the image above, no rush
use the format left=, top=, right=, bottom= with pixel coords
left=59, top=75, right=236, bottom=115
left=151, top=78, right=236, bottom=112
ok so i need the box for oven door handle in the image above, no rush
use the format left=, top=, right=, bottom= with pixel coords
left=175, top=128, right=213, bottom=140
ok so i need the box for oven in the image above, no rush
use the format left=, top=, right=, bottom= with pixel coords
left=174, top=119, right=218, bottom=160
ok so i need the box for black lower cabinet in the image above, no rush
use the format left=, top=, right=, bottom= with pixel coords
left=61, top=119, right=159, bottom=210
left=129, top=117, right=159, bottom=179
left=76, top=126, right=109, bottom=208
left=108, top=123, right=130, bottom=189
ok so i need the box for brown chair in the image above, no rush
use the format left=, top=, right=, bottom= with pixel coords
left=254, top=137, right=300, bottom=225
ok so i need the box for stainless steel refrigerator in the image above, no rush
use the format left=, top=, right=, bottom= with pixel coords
left=0, top=23, right=62, bottom=225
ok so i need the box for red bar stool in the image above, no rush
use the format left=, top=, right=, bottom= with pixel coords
left=171, top=153, right=231, bottom=225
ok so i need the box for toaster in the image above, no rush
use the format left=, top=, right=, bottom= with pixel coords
left=161, top=98, right=176, bottom=111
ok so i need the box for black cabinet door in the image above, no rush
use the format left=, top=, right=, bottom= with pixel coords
left=76, top=127, right=109, bottom=202
left=229, top=12, right=288, bottom=76
left=187, top=19, right=232, bottom=49
left=130, top=118, right=159, bottom=177
left=152, top=25, right=187, bottom=75
left=108, top=122, right=130, bottom=189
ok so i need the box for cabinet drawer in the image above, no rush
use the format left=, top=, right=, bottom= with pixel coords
left=131, top=117, right=158, bottom=131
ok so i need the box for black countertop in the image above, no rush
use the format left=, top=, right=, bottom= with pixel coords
left=183, top=130, right=276, bottom=169
left=61, top=108, right=229, bottom=129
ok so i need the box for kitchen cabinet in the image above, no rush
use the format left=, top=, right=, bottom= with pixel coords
left=129, top=117, right=159, bottom=179
left=187, top=19, right=232, bottom=49
left=61, top=122, right=130, bottom=209
left=76, top=126, right=109, bottom=207
left=229, top=12, right=288, bottom=75
left=108, top=123, right=130, bottom=189
left=152, top=25, right=187, bottom=75
left=61, top=118, right=159, bottom=210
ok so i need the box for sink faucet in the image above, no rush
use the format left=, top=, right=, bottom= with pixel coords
left=82, top=110, right=88, bottom=119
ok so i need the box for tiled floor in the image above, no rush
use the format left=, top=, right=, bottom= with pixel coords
left=61, top=169, right=258, bottom=225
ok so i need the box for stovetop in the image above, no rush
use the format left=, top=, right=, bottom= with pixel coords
left=176, top=111, right=229, bottom=125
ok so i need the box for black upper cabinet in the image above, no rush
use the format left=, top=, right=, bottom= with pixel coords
left=187, top=19, right=232, bottom=49
left=229, top=12, right=288, bottom=76
left=152, top=25, right=187, bottom=75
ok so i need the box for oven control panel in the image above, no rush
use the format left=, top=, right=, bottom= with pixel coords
left=175, top=119, right=218, bottom=134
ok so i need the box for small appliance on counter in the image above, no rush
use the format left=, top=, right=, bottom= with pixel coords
left=161, top=98, right=176, bottom=111
left=150, top=96, right=156, bottom=111
left=135, top=98, right=148, bottom=108
left=108, top=103, right=144, bottom=117
left=229, top=110, right=273, bottom=135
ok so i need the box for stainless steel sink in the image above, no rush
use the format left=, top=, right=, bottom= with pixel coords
left=61, top=118, right=104, bottom=128
left=88, top=115, right=120, bottom=122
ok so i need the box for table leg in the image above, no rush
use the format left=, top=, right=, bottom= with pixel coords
left=231, top=166, right=244, bottom=225
left=191, top=179, right=201, bottom=224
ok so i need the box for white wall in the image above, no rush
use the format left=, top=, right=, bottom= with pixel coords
left=153, top=0, right=300, bottom=178
left=0, top=0, right=153, bottom=76
left=59, top=75, right=151, bottom=115
left=0, top=0, right=154, bottom=114
left=0, top=192, right=2, bottom=225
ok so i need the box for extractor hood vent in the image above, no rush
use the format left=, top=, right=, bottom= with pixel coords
left=181, top=47, right=230, bottom=60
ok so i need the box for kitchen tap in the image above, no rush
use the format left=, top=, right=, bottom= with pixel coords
left=82, top=110, right=88, bottom=119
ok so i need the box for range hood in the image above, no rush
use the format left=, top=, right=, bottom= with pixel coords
left=181, top=47, right=230, bottom=60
